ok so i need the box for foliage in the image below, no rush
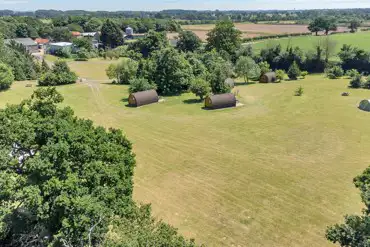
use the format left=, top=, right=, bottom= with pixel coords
left=84, top=17, right=102, bottom=32
left=149, top=48, right=194, bottom=95
left=287, top=61, right=301, bottom=80
left=206, top=20, right=242, bottom=55
left=275, top=69, right=286, bottom=82
left=176, top=30, right=202, bottom=53
left=258, top=61, right=271, bottom=77
left=75, top=48, right=89, bottom=61
left=0, top=63, right=14, bottom=90
left=235, top=56, right=261, bottom=83
left=101, top=19, right=124, bottom=49
left=326, top=166, right=370, bottom=247
left=348, top=19, right=362, bottom=33
left=308, top=17, right=337, bottom=35
left=128, top=77, right=156, bottom=94
left=345, top=69, right=360, bottom=78
left=72, top=37, right=93, bottom=51
left=15, top=23, right=29, bottom=38
left=208, top=61, right=233, bottom=94
left=54, top=47, right=72, bottom=58
left=51, top=27, right=72, bottom=42
left=67, top=23, right=84, bottom=32
left=338, top=45, right=370, bottom=74
left=38, top=60, right=77, bottom=86
left=326, top=66, right=344, bottom=79
left=295, top=86, right=304, bottom=96
left=106, top=59, right=138, bottom=85
left=131, top=31, right=168, bottom=58
left=349, top=74, right=364, bottom=88
left=301, top=71, right=309, bottom=79
left=190, top=78, right=211, bottom=100
left=41, top=59, right=50, bottom=72
left=363, top=77, right=370, bottom=89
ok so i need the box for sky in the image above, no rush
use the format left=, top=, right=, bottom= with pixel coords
left=1, top=0, right=370, bottom=11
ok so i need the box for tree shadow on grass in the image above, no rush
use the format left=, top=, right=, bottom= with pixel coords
left=183, top=99, right=203, bottom=104
left=235, top=81, right=257, bottom=86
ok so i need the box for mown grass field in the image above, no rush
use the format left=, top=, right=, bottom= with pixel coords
left=1, top=60, right=370, bottom=246
left=251, top=31, right=370, bottom=54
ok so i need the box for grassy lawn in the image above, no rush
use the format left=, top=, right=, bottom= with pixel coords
left=1, top=65, right=370, bottom=246
left=251, top=31, right=370, bottom=54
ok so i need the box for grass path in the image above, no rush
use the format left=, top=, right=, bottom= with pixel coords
left=1, top=69, right=370, bottom=246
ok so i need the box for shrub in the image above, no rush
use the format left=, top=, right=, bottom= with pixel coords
left=288, top=62, right=301, bottom=80
left=0, top=63, right=14, bottom=91
left=54, top=47, right=72, bottom=58
left=301, top=71, right=309, bottom=79
left=190, top=78, right=211, bottom=100
left=363, top=77, right=370, bottom=89
left=106, top=59, right=138, bottom=85
left=75, top=48, right=89, bottom=61
left=346, top=69, right=360, bottom=78
left=326, top=66, right=344, bottom=79
left=258, top=61, right=271, bottom=77
left=128, top=78, right=156, bottom=94
left=295, top=86, right=304, bottom=96
left=275, top=69, right=286, bottom=82
left=38, top=60, right=77, bottom=86
left=349, top=74, right=364, bottom=88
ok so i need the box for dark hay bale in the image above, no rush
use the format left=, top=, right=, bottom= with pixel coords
left=25, top=84, right=33, bottom=88
left=342, top=92, right=350, bottom=96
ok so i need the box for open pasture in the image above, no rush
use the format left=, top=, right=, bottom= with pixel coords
left=1, top=63, right=370, bottom=246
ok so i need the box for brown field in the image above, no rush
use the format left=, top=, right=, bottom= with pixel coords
left=182, top=23, right=350, bottom=41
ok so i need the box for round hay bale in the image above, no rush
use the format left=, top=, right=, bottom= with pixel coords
left=341, top=92, right=350, bottom=96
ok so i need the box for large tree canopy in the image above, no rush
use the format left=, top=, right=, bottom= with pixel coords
left=100, top=19, right=124, bottom=49
left=206, top=20, right=242, bottom=55
left=0, top=88, right=198, bottom=247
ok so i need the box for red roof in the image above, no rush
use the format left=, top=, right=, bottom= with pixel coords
left=71, top=32, right=81, bottom=36
left=35, top=38, right=49, bottom=44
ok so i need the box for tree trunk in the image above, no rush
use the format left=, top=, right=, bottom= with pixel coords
left=315, top=31, right=318, bottom=36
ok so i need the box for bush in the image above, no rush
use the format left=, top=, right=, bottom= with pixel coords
left=190, top=78, right=211, bottom=100
left=75, top=48, right=89, bottom=61
left=275, top=69, right=286, bottom=82
left=38, top=60, right=77, bottom=86
left=288, top=62, right=301, bottom=80
left=54, top=47, right=72, bottom=58
left=128, top=78, right=156, bottom=94
left=363, top=77, right=370, bottom=89
left=295, top=86, right=304, bottom=96
left=349, top=74, right=364, bottom=88
left=346, top=69, right=360, bottom=78
left=0, top=63, right=14, bottom=91
left=106, top=59, right=138, bottom=84
left=326, top=66, right=344, bottom=79
left=301, top=71, right=309, bottom=79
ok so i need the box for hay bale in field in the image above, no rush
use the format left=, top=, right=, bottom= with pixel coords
left=128, top=90, right=159, bottom=107
left=341, top=92, right=350, bottom=96
left=260, top=72, right=277, bottom=83
left=204, top=93, right=237, bottom=109
left=359, top=99, right=370, bottom=112
left=25, top=84, right=33, bottom=87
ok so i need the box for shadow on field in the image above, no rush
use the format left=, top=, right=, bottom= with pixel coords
left=235, top=81, right=257, bottom=86
left=183, top=99, right=203, bottom=104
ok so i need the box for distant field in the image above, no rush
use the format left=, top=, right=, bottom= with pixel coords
left=1, top=60, right=370, bottom=246
left=251, top=31, right=370, bottom=54
left=182, top=23, right=350, bottom=41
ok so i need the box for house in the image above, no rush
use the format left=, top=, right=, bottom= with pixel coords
left=47, top=42, right=73, bottom=55
left=5, top=38, right=39, bottom=53
left=35, top=38, right=50, bottom=49
left=81, top=32, right=100, bottom=48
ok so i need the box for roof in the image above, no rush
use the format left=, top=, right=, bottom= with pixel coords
left=71, top=32, right=81, bottom=36
left=49, top=42, right=73, bottom=47
left=129, top=90, right=159, bottom=107
left=5, top=38, right=37, bottom=46
left=264, top=72, right=276, bottom=78
left=35, top=38, right=49, bottom=44
left=205, top=93, right=237, bottom=109
left=81, top=32, right=98, bottom=37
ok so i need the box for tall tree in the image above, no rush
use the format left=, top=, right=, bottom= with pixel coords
left=208, top=61, right=233, bottom=94
left=349, top=19, right=362, bottom=33
left=0, top=62, right=14, bottom=90
left=84, top=17, right=103, bottom=32
left=51, top=27, right=72, bottom=42
left=326, top=166, right=370, bottom=247
left=176, top=30, right=202, bottom=53
left=206, top=20, right=242, bottom=55
left=101, top=19, right=124, bottom=49
left=132, top=31, right=168, bottom=57
left=308, top=18, right=324, bottom=36
left=235, top=56, right=261, bottom=83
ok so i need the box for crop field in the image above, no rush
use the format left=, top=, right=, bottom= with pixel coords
left=1, top=61, right=370, bottom=246
left=251, top=31, right=370, bottom=54
left=182, top=23, right=350, bottom=40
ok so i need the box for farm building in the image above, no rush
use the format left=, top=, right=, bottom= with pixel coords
left=5, top=38, right=39, bottom=53
left=205, top=93, right=237, bottom=109
left=47, top=42, right=73, bottom=55
left=35, top=38, right=49, bottom=49
left=260, top=72, right=277, bottom=83
left=359, top=99, right=370, bottom=112
left=128, top=90, right=159, bottom=107
left=71, top=31, right=81, bottom=37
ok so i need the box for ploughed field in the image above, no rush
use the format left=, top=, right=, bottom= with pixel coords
left=1, top=59, right=370, bottom=246
left=181, top=23, right=349, bottom=40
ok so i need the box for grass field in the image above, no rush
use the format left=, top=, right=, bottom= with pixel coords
left=1, top=62, right=370, bottom=246
left=251, top=31, right=370, bottom=54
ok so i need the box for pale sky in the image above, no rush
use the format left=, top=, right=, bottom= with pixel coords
left=1, top=0, right=370, bottom=11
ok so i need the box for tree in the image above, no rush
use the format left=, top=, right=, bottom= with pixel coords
left=0, top=88, right=197, bottom=247
left=363, top=77, right=370, bottom=89
left=106, top=59, right=138, bottom=84
left=349, top=74, right=364, bottom=88
left=326, top=166, right=370, bottom=247
left=287, top=61, right=301, bottom=80
left=150, top=48, right=194, bottom=95
left=348, top=19, right=362, bottom=33
left=308, top=18, right=324, bottom=36
left=0, top=62, right=14, bottom=90
left=41, top=59, right=50, bottom=72
left=323, top=18, right=337, bottom=35
left=326, top=66, right=344, bottom=79
left=295, top=86, right=304, bottom=96
left=51, top=27, right=72, bottom=42
left=38, top=60, right=77, bottom=86
left=346, top=69, right=360, bottom=78
left=15, top=23, right=29, bottom=38
left=190, top=78, right=211, bottom=100
left=276, top=69, right=286, bottom=82
left=176, top=30, right=202, bottom=53
left=101, top=19, right=124, bottom=49
left=235, top=56, right=261, bottom=83
left=208, top=61, right=233, bottom=94
left=84, top=17, right=103, bottom=32
left=258, top=61, right=271, bottom=77
left=73, top=37, right=93, bottom=51
left=206, top=20, right=242, bottom=55
left=67, top=23, right=84, bottom=32
left=128, top=77, right=157, bottom=94
left=132, top=31, right=168, bottom=58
